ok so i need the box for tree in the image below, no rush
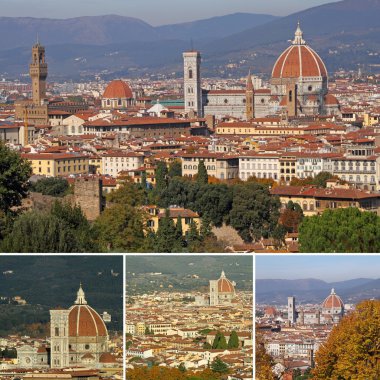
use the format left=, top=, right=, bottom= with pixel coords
left=94, top=203, right=145, bottom=252
left=197, top=160, right=208, bottom=185
left=154, top=161, right=168, bottom=194
left=279, top=201, right=304, bottom=233
left=210, top=357, right=229, bottom=374
left=0, top=142, right=32, bottom=213
left=228, top=182, right=280, bottom=242
left=256, top=333, right=276, bottom=380
left=31, top=177, right=69, bottom=197
left=299, top=208, right=380, bottom=252
left=0, top=210, right=79, bottom=253
left=155, top=209, right=177, bottom=252
left=312, top=300, right=380, bottom=379
left=106, top=178, right=144, bottom=207
left=227, top=330, right=239, bottom=349
left=212, top=331, right=227, bottom=349
left=168, top=160, right=182, bottom=178
left=178, top=363, right=186, bottom=373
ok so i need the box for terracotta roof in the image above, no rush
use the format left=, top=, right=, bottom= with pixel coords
left=218, top=277, right=234, bottom=293
left=272, top=45, right=327, bottom=79
left=322, top=290, right=344, bottom=309
left=103, top=80, right=133, bottom=99
left=68, top=305, right=107, bottom=337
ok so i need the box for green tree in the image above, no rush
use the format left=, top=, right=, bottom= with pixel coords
left=31, top=177, right=69, bottom=197
left=227, top=330, right=239, bottom=349
left=210, top=357, right=229, bottom=374
left=212, top=331, right=227, bottom=349
left=0, top=210, right=79, bottom=253
left=106, top=179, right=144, bottom=206
left=155, top=209, right=177, bottom=252
left=228, top=182, right=280, bottom=242
left=172, top=216, right=186, bottom=251
left=168, top=160, right=182, bottom=178
left=299, top=208, right=380, bottom=252
left=186, top=220, right=201, bottom=252
left=312, top=300, right=380, bottom=379
left=155, top=161, right=168, bottom=194
left=94, top=203, right=145, bottom=252
left=197, top=160, right=208, bottom=185
left=0, top=142, right=32, bottom=213
left=178, top=363, right=186, bottom=373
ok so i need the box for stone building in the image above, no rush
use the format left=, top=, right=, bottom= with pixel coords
left=183, top=23, right=341, bottom=120
left=15, top=42, right=49, bottom=128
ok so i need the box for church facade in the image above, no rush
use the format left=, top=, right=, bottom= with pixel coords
left=17, top=285, right=110, bottom=369
left=195, top=271, right=236, bottom=306
left=183, top=23, right=340, bottom=120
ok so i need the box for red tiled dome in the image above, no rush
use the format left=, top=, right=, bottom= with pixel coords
left=103, top=80, right=133, bottom=99
left=322, top=289, right=344, bottom=309
left=217, top=271, right=235, bottom=293
left=272, top=24, right=327, bottom=79
left=68, top=305, right=108, bottom=337
left=272, top=45, right=327, bottom=79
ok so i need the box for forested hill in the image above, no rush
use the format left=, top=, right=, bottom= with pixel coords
left=0, top=256, right=123, bottom=333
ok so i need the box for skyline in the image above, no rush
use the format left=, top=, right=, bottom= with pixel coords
left=256, top=256, right=380, bottom=282
left=0, top=0, right=341, bottom=25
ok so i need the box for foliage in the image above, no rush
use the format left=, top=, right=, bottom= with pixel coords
left=0, top=348, right=17, bottom=358
left=197, top=160, right=208, bottom=185
left=290, top=172, right=340, bottom=188
left=168, top=160, right=182, bottom=178
left=210, top=357, right=229, bottom=374
left=155, top=209, right=179, bottom=252
left=0, top=199, right=99, bottom=252
left=153, top=161, right=169, bottom=202
left=279, top=200, right=304, bottom=233
left=212, top=331, right=227, bottom=349
left=94, top=203, right=145, bottom=252
left=228, top=182, right=280, bottom=242
left=106, top=178, right=144, bottom=206
left=256, top=332, right=276, bottom=380
left=31, top=177, right=69, bottom=197
left=0, top=142, right=32, bottom=213
left=227, top=330, right=239, bottom=348
left=299, top=207, right=380, bottom=252
left=312, top=300, right=380, bottom=379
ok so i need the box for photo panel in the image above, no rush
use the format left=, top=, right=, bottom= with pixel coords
left=125, top=255, right=254, bottom=379
left=0, top=255, right=123, bottom=379
left=255, top=255, right=380, bottom=380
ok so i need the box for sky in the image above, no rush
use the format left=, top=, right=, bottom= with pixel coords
left=1, top=0, right=341, bottom=25
left=256, top=255, right=380, bottom=282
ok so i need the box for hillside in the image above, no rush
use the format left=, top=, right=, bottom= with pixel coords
left=256, top=277, right=380, bottom=305
left=0, top=256, right=123, bottom=331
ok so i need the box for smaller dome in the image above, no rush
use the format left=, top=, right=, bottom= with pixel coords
left=99, top=353, right=117, bottom=363
left=103, top=80, right=133, bottom=99
left=322, top=288, right=344, bottom=309
left=217, top=271, right=235, bottom=293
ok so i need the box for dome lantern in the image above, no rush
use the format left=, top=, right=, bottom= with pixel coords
left=75, top=283, right=87, bottom=305
left=292, top=21, right=306, bottom=45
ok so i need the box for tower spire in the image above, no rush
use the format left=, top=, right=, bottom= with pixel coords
left=75, top=283, right=87, bottom=305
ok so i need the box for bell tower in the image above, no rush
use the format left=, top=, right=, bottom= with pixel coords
left=246, top=71, right=254, bottom=120
left=30, top=42, right=48, bottom=105
left=183, top=50, right=202, bottom=117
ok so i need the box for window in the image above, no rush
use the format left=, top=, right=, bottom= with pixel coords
left=55, top=327, right=59, bottom=336
left=85, top=344, right=90, bottom=350
left=188, top=69, right=193, bottom=78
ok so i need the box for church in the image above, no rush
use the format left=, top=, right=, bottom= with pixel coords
left=288, top=288, right=345, bottom=326
left=183, top=23, right=341, bottom=120
left=195, top=271, right=236, bottom=306
left=17, top=285, right=112, bottom=369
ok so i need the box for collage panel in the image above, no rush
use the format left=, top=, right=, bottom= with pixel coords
left=255, top=255, right=380, bottom=380
left=0, top=256, right=123, bottom=379
left=125, top=255, right=253, bottom=379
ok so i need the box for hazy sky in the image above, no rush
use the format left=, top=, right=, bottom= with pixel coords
left=256, top=256, right=380, bottom=282
left=1, top=0, right=341, bottom=25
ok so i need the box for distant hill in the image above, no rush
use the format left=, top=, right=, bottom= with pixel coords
left=0, top=0, right=379, bottom=79
left=0, top=256, right=123, bottom=330
left=256, top=277, right=380, bottom=305
left=125, top=256, right=253, bottom=294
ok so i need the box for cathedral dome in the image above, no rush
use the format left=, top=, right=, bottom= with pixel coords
left=68, top=285, right=108, bottom=337
left=272, top=23, right=327, bottom=79
left=322, top=288, right=344, bottom=309
left=103, top=79, right=133, bottom=99
left=217, top=271, right=235, bottom=293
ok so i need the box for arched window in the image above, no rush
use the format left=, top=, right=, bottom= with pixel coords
left=188, top=69, right=193, bottom=79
